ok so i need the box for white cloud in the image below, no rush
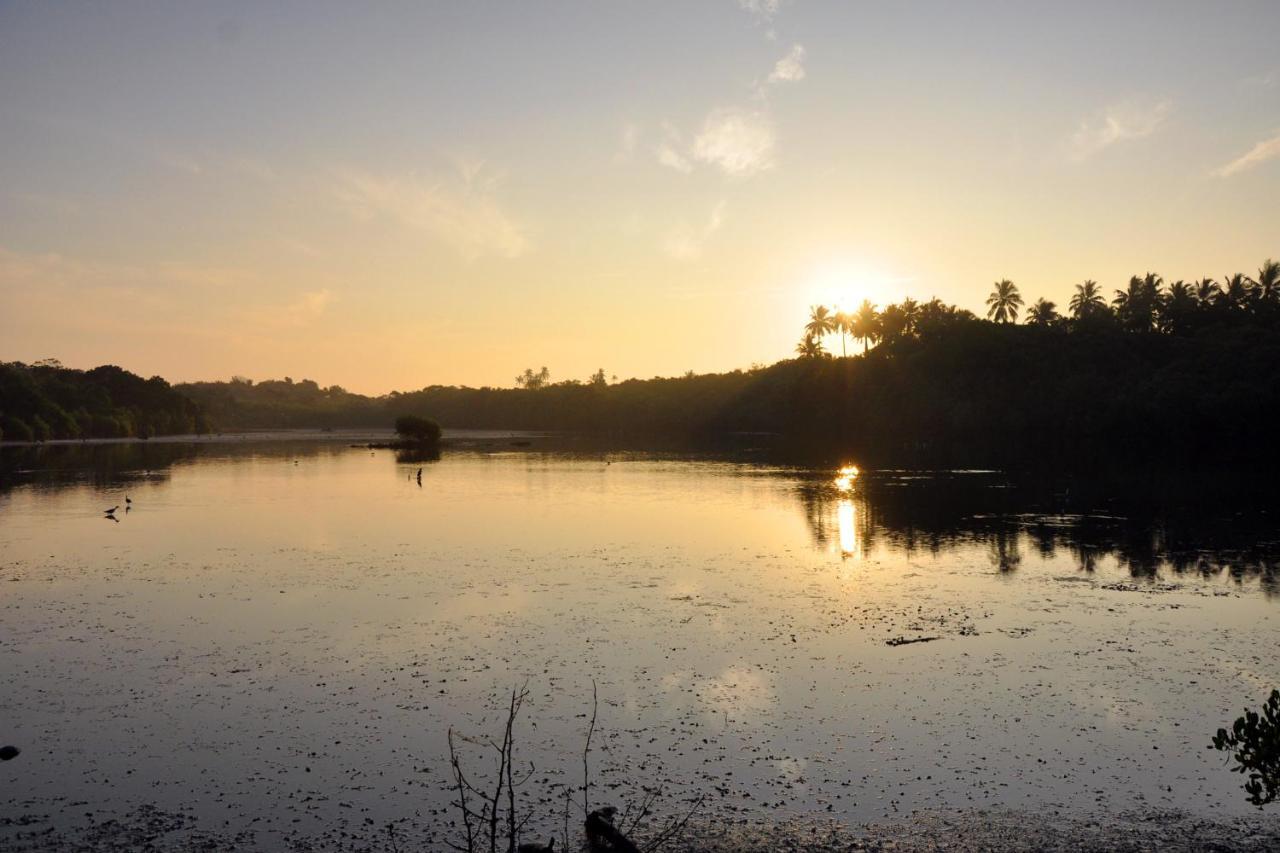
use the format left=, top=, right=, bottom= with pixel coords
left=1069, top=98, right=1172, bottom=160
left=1214, top=131, right=1280, bottom=177
left=335, top=165, right=528, bottom=260
left=656, top=142, right=693, bottom=173
left=663, top=201, right=726, bottom=260
left=767, top=44, right=806, bottom=84
left=738, top=0, right=783, bottom=23
left=692, top=108, right=775, bottom=175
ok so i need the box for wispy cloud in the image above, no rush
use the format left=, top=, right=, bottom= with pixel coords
left=767, top=44, right=806, bottom=84
left=737, top=0, right=783, bottom=23
left=1069, top=98, right=1172, bottom=160
left=656, top=143, right=693, bottom=173
left=1214, top=131, right=1280, bottom=177
left=334, top=164, right=528, bottom=260
left=654, top=123, right=694, bottom=173
left=663, top=201, right=727, bottom=260
left=692, top=108, right=775, bottom=176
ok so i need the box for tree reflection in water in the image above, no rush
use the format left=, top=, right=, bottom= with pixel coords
left=793, top=466, right=1280, bottom=594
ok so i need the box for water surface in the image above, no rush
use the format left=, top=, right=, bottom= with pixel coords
left=1, top=437, right=1278, bottom=848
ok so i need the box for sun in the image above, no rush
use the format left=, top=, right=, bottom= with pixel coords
left=803, top=259, right=901, bottom=313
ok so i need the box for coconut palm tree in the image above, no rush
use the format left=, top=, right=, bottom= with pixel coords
left=1220, top=273, right=1251, bottom=311
left=1159, top=280, right=1197, bottom=334
left=1069, top=280, right=1106, bottom=319
left=1193, top=277, right=1221, bottom=307
left=795, top=334, right=826, bottom=359
left=832, top=310, right=852, bottom=357
left=1252, top=259, right=1280, bottom=304
left=1113, top=273, right=1162, bottom=332
left=805, top=305, right=836, bottom=346
left=1026, top=298, right=1059, bottom=326
left=878, top=304, right=908, bottom=343
left=899, top=297, right=920, bottom=336
left=985, top=279, right=1023, bottom=323
left=851, top=299, right=880, bottom=354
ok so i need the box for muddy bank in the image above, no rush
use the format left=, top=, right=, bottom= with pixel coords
left=4, top=806, right=1280, bottom=852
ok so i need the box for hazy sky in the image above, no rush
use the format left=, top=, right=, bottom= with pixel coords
left=2, top=1, right=1278, bottom=393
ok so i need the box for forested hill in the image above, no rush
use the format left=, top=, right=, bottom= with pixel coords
left=0, top=360, right=206, bottom=441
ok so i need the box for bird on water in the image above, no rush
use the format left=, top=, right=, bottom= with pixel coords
left=517, top=839, right=554, bottom=853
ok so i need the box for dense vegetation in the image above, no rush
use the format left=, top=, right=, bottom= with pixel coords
left=0, top=359, right=206, bottom=442
left=7, top=260, right=1279, bottom=467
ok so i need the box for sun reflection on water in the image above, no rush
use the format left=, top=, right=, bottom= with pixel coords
left=837, top=498, right=860, bottom=558
left=833, top=465, right=860, bottom=493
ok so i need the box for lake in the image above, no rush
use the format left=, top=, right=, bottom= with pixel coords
left=2, top=434, right=1279, bottom=850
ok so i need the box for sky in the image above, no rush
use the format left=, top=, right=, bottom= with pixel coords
left=2, top=1, right=1279, bottom=394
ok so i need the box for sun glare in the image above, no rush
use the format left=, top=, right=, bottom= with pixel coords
left=805, top=261, right=900, bottom=314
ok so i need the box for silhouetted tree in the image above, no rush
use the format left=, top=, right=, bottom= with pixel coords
left=1069, top=280, right=1106, bottom=320
left=1112, top=273, right=1162, bottom=332
left=1253, top=259, right=1280, bottom=305
left=1026, top=298, right=1060, bottom=327
left=1221, top=273, right=1251, bottom=312
left=986, top=279, right=1023, bottom=323
left=1158, top=280, right=1198, bottom=334
left=795, top=335, right=827, bottom=359
left=1194, top=277, right=1221, bottom=307
left=515, top=367, right=551, bottom=389
left=805, top=305, right=836, bottom=348
left=833, top=310, right=852, bottom=357
left=394, top=414, right=442, bottom=444
left=851, top=300, right=880, bottom=353
left=878, top=304, right=910, bottom=343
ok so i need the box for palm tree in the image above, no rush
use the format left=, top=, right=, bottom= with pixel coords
left=878, top=304, right=908, bottom=343
left=850, top=299, right=880, bottom=354
left=795, top=334, right=826, bottom=359
left=1159, top=280, right=1196, bottom=334
left=832, top=310, right=852, bottom=357
left=986, top=279, right=1023, bottom=323
left=1193, top=277, right=1221, bottom=307
left=805, top=305, right=836, bottom=346
left=1113, top=273, right=1162, bottom=331
left=1253, top=259, right=1280, bottom=304
left=1026, top=298, right=1059, bottom=326
left=1069, top=280, right=1105, bottom=319
left=899, top=297, right=920, bottom=337
left=1220, top=273, right=1250, bottom=311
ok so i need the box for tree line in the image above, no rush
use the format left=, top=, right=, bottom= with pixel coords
left=6, top=258, right=1279, bottom=466
left=0, top=359, right=206, bottom=442
left=796, top=259, right=1280, bottom=357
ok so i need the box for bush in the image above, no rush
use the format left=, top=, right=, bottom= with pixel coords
left=394, top=414, right=441, bottom=444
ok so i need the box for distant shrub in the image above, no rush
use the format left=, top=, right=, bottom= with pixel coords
left=394, top=415, right=441, bottom=445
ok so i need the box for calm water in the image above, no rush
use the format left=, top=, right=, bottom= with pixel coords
left=1, top=436, right=1278, bottom=848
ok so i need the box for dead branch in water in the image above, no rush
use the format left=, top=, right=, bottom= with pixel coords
left=446, top=679, right=703, bottom=853
left=583, top=678, right=597, bottom=819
